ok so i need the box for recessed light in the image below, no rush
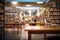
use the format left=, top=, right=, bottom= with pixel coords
left=11, top=1, right=18, bottom=5
left=37, top=2, right=43, bottom=4
left=26, top=5, right=31, bottom=6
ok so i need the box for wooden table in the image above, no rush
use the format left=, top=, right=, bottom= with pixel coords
left=25, top=26, right=60, bottom=40
left=5, top=24, right=22, bottom=33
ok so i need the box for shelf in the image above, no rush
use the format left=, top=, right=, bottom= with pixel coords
left=50, top=11, right=60, bottom=12
left=50, top=3, right=60, bottom=25
left=0, top=0, right=4, bottom=2
left=0, top=32, right=4, bottom=35
left=0, top=24, right=3, bottom=25
left=0, top=26, right=3, bottom=27
left=50, top=15, right=60, bottom=16
left=0, top=6, right=4, bottom=8
left=50, top=7, right=60, bottom=8
left=51, top=23, right=60, bottom=24
left=0, top=0, right=4, bottom=39
left=51, top=19, right=60, bottom=20
left=0, top=13, right=4, bottom=14
left=0, top=20, right=4, bottom=21
left=0, top=0, right=3, bottom=3
left=4, top=24, right=22, bottom=25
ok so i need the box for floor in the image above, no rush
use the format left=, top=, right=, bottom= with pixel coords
left=5, top=27, right=58, bottom=40
left=5, top=28, right=21, bottom=40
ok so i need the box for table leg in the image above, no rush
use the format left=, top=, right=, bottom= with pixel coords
left=44, top=34, right=46, bottom=40
left=28, top=32, right=31, bottom=40
left=17, top=27, right=19, bottom=33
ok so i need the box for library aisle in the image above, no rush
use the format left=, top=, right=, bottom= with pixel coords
left=5, top=27, right=44, bottom=40
left=2, top=0, right=60, bottom=40
left=5, top=26, right=57, bottom=40
left=5, top=28, right=43, bottom=40
left=5, top=28, right=21, bottom=40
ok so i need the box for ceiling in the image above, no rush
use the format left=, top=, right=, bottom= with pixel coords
left=5, top=0, right=49, bottom=2
left=5, top=2, right=52, bottom=8
left=5, top=0, right=59, bottom=7
left=49, top=0, right=60, bottom=2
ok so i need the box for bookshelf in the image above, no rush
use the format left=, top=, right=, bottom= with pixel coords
left=49, top=2, right=60, bottom=27
left=0, top=0, right=5, bottom=40
left=5, top=8, right=21, bottom=28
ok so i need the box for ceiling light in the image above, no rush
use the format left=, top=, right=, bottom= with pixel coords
left=37, top=2, right=43, bottom=4
left=26, top=5, right=31, bottom=6
left=11, top=1, right=18, bottom=5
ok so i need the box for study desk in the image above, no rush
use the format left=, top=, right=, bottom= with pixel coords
left=25, top=26, right=60, bottom=40
left=5, top=24, right=22, bottom=33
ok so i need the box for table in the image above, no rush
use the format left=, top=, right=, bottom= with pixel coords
left=25, top=26, right=60, bottom=40
left=5, top=24, right=22, bottom=33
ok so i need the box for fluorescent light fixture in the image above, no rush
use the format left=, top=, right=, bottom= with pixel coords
left=37, top=2, right=43, bottom=4
left=11, top=1, right=18, bottom=5
left=26, top=5, right=31, bottom=6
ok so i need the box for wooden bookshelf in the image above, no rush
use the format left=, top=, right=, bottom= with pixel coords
left=49, top=2, right=60, bottom=27
left=0, top=0, right=5, bottom=40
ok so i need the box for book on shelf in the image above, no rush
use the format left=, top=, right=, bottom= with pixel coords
left=49, top=2, right=60, bottom=27
left=0, top=15, right=3, bottom=20
left=0, top=21, right=3, bottom=27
